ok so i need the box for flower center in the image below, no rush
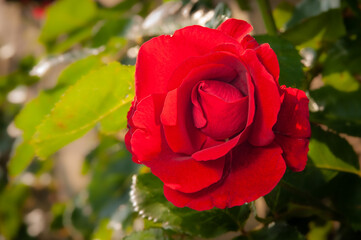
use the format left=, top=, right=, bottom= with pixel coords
left=191, top=80, right=249, bottom=140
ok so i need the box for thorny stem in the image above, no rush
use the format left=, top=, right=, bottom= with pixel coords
left=256, top=0, right=278, bottom=36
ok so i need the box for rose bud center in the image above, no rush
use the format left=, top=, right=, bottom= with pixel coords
left=191, top=80, right=249, bottom=140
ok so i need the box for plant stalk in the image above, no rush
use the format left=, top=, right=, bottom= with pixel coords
left=256, top=0, right=278, bottom=35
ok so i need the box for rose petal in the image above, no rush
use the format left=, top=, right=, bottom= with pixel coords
left=274, top=87, right=311, bottom=138
left=146, top=151, right=226, bottom=193
left=128, top=94, right=165, bottom=162
left=255, top=43, right=280, bottom=82
left=194, top=80, right=248, bottom=139
left=161, top=57, right=238, bottom=154
left=192, top=64, right=255, bottom=161
left=242, top=49, right=281, bottom=146
left=275, top=135, right=309, bottom=171
left=136, top=26, right=240, bottom=101
left=164, top=143, right=286, bottom=210
left=274, top=87, right=311, bottom=171
left=241, top=35, right=259, bottom=49
left=217, top=18, right=253, bottom=42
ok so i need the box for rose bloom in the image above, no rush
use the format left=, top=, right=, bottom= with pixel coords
left=126, top=19, right=311, bottom=211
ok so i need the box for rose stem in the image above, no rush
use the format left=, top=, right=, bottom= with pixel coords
left=256, top=0, right=278, bottom=36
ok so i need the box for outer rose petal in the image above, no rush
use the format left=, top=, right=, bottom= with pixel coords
left=128, top=94, right=165, bottom=162
left=242, top=49, right=281, bottom=146
left=275, top=135, right=309, bottom=172
left=135, top=25, right=240, bottom=101
left=274, top=87, right=311, bottom=171
left=255, top=44, right=280, bottom=82
left=274, top=87, right=311, bottom=138
left=146, top=150, right=226, bottom=194
left=217, top=18, right=253, bottom=42
left=163, top=143, right=285, bottom=211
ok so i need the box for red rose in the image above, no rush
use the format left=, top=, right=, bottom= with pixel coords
left=126, top=19, right=311, bottom=211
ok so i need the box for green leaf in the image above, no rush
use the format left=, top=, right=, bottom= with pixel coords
left=86, top=138, right=137, bottom=214
left=8, top=56, right=104, bottom=176
left=282, top=9, right=346, bottom=48
left=57, top=55, right=103, bottom=86
left=255, top=35, right=304, bottom=88
left=99, top=103, right=130, bottom=134
left=273, top=1, right=295, bottom=31
left=131, top=173, right=251, bottom=238
left=91, top=18, right=131, bottom=47
left=308, top=125, right=361, bottom=176
left=39, top=0, right=97, bottom=43
left=7, top=142, right=35, bottom=177
left=322, top=39, right=361, bottom=92
left=328, top=174, right=361, bottom=231
left=32, top=62, right=134, bottom=159
left=236, top=223, right=305, bottom=240
left=0, top=184, right=29, bottom=239
left=265, top=166, right=338, bottom=214
left=91, top=219, right=113, bottom=240
left=309, top=86, right=361, bottom=137
left=286, top=0, right=340, bottom=29
left=47, top=25, right=94, bottom=54
left=124, top=228, right=172, bottom=240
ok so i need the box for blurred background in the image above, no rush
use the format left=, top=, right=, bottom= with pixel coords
left=0, top=0, right=361, bottom=239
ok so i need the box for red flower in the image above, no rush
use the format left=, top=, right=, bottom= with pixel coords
left=125, top=19, right=311, bottom=211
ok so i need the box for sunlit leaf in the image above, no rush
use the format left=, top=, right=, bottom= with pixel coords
left=39, top=0, right=97, bottom=43
left=32, top=63, right=134, bottom=159
left=124, top=228, right=172, bottom=240
left=8, top=56, right=103, bottom=176
left=8, top=142, right=35, bottom=177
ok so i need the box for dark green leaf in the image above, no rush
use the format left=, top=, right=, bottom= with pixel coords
left=282, top=9, right=346, bottom=48
left=131, top=173, right=251, bottom=238
left=309, top=86, right=361, bottom=137
left=328, top=174, right=361, bottom=230
left=255, top=35, right=304, bottom=88
left=322, top=38, right=361, bottom=92
left=236, top=223, right=305, bottom=240
left=286, top=0, right=340, bottom=29
left=308, top=125, right=360, bottom=176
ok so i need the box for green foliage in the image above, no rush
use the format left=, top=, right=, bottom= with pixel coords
left=31, top=62, right=134, bottom=159
left=236, top=223, right=305, bottom=240
left=308, top=125, right=360, bottom=176
left=2, top=0, right=361, bottom=239
left=132, top=173, right=251, bottom=238
left=282, top=9, right=346, bottom=48
left=255, top=35, right=304, bottom=88
left=39, top=0, right=97, bottom=43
